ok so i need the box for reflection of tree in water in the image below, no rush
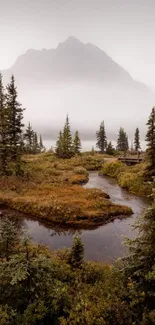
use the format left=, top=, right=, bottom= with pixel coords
left=50, top=227, right=82, bottom=237
left=0, top=208, right=99, bottom=239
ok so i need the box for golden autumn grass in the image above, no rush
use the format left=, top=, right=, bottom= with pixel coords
left=0, top=153, right=132, bottom=227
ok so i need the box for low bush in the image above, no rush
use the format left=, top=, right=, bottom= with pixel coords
left=100, top=160, right=152, bottom=196
left=73, top=166, right=88, bottom=175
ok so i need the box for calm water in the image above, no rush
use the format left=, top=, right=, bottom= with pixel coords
left=1, top=172, right=150, bottom=263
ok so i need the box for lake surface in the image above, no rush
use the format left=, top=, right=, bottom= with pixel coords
left=1, top=172, right=150, bottom=263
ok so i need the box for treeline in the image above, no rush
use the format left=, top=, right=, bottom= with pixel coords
left=0, top=74, right=45, bottom=174
left=24, top=122, right=45, bottom=154
left=96, top=121, right=141, bottom=155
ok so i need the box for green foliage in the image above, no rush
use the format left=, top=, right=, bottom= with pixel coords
left=125, top=183, right=155, bottom=318
left=0, top=74, right=25, bottom=175
left=62, top=115, right=73, bottom=158
left=24, top=122, right=44, bottom=154
left=117, top=127, right=129, bottom=154
left=24, top=122, right=34, bottom=153
left=134, top=127, right=141, bottom=152
left=0, top=74, right=9, bottom=174
left=145, top=107, right=155, bottom=175
left=96, top=121, right=107, bottom=153
left=73, top=167, right=88, bottom=175
left=0, top=214, right=154, bottom=324
left=0, top=217, right=21, bottom=260
left=101, top=160, right=125, bottom=178
left=100, top=160, right=152, bottom=196
left=56, top=115, right=74, bottom=158
left=106, top=141, right=115, bottom=155
left=73, top=130, right=81, bottom=154
left=68, top=235, right=84, bottom=268
left=6, top=75, right=25, bottom=165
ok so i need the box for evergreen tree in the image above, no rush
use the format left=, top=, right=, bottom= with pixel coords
left=19, top=133, right=25, bottom=154
left=69, top=235, right=84, bottom=269
left=145, top=107, right=155, bottom=173
left=55, top=130, right=63, bottom=157
left=125, top=184, right=155, bottom=314
left=0, top=73, right=9, bottom=173
left=39, top=134, right=44, bottom=152
left=106, top=141, right=114, bottom=155
left=117, top=127, right=129, bottom=155
left=24, top=122, right=34, bottom=153
left=6, top=75, right=25, bottom=164
left=62, top=115, right=73, bottom=158
left=96, top=121, right=107, bottom=153
left=0, top=217, right=21, bottom=261
left=134, top=128, right=141, bottom=152
left=32, top=132, right=39, bottom=154
left=73, top=130, right=81, bottom=154
left=55, top=115, right=74, bottom=158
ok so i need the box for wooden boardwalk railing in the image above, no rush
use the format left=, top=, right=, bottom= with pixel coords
left=118, top=157, right=143, bottom=165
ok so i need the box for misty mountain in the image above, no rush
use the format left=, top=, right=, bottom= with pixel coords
left=1, top=36, right=151, bottom=88
left=1, top=37, right=155, bottom=146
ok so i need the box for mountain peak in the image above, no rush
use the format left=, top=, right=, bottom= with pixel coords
left=57, top=36, right=84, bottom=53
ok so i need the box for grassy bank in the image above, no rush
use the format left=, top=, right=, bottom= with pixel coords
left=99, top=160, right=152, bottom=196
left=0, top=153, right=132, bottom=227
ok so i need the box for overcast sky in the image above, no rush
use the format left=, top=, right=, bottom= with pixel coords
left=0, top=0, right=155, bottom=89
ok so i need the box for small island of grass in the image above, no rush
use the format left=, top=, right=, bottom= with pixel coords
left=0, top=153, right=132, bottom=227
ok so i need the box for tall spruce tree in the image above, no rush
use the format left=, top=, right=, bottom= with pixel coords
left=0, top=74, right=8, bottom=173
left=146, top=107, right=155, bottom=173
left=96, top=121, right=107, bottom=153
left=73, top=130, right=81, bottom=154
left=55, top=131, right=63, bottom=158
left=117, top=127, right=129, bottom=155
left=24, top=122, right=34, bottom=153
left=32, top=132, right=39, bottom=154
left=134, top=128, right=141, bottom=152
left=39, top=134, right=44, bottom=152
left=125, top=184, right=155, bottom=316
left=62, top=115, right=73, bottom=158
left=6, top=75, right=25, bottom=164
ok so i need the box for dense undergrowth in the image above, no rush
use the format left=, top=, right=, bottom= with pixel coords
left=0, top=153, right=132, bottom=227
left=99, top=160, right=152, bottom=196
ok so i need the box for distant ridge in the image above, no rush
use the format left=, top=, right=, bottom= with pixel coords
left=1, top=36, right=152, bottom=92
left=1, top=36, right=155, bottom=142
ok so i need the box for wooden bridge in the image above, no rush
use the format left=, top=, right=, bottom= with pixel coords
left=118, top=157, right=143, bottom=165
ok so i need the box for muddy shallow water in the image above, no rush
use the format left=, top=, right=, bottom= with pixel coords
left=1, top=172, right=150, bottom=263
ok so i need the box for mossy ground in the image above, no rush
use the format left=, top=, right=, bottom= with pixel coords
left=0, top=153, right=132, bottom=227
left=100, top=159, right=152, bottom=196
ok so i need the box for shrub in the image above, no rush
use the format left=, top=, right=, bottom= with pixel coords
left=100, top=160, right=125, bottom=178
left=73, top=167, right=88, bottom=175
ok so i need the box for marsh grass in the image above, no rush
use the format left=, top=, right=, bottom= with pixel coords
left=0, top=153, right=132, bottom=227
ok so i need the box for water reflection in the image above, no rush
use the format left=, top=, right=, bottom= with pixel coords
left=0, top=172, right=150, bottom=262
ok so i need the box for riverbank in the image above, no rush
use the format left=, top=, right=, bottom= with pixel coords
left=3, top=172, right=150, bottom=262
left=99, top=159, right=152, bottom=197
left=0, top=153, right=132, bottom=227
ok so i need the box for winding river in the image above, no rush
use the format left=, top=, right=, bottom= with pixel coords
left=2, top=172, right=150, bottom=263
